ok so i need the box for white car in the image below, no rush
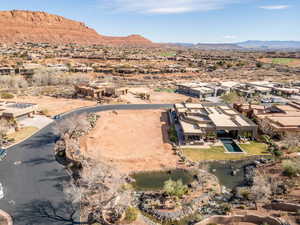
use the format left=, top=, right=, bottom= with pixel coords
left=0, top=183, right=4, bottom=199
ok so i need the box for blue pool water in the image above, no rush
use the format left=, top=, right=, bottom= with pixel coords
left=221, top=139, right=243, bottom=153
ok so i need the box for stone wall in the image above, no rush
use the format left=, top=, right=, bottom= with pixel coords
left=196, top=214, right=284, bottom=225
left=265, top=202, right=300, bottom=212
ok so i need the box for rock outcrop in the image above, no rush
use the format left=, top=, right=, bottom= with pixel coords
left=0, top=10, right=154, bottom=46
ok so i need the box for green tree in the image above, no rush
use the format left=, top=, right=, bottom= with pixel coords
left=221, top=91, right=245, bottom=104
left=124, top=207, right=139, bottom=224
left=256, top=62, right=263, bottom=68
left=282, top=160, right=300, bottom=177
left=163, top=179, right=188, bottom=198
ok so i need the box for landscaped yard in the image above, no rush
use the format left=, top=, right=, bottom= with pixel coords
left=240, top=141, right=269, bottom=155
left=160, top=52, right=176, bottom=57
left=272, top=58, right=294, bottom=65
left=182, top=142, right=270, bottom=161
left=154, top=88, right=175, bottom=93
left=7, top=126, right=39, bottom=143
left=259, top=57, right=300, bottom=67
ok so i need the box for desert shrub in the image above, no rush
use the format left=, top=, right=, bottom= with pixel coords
left=268, top=143, right=282, bottom=157
left=273, top=148, right=283, bottom=157
left=168, top=125, right=178, bottom=143
left=221, top=91, right=244, bottom=104
left=261, top=135, right=271, bottom=144
left=282, top=160, right=300, bottom=177
left=124, top=207, right=139, bottom=224
left=239, top=188, right=251, bottom=200
left=194, top=213, right=203, bottom=222
left=239, top=205, right=246, bottom=209
left=256, top=62, right=263, bottom=68
left=220, top=203, right=232, bottom=214
left=40, top=108, right=50, bottom=116
left=163, top=179, right=188, bottom=198
left=1, top=92, right=14, bottom=99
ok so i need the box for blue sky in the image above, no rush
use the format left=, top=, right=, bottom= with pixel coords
left=1, top=0, right=299, bottom=43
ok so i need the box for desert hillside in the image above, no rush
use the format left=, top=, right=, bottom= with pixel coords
left=0, top=10, right=154, bottom=46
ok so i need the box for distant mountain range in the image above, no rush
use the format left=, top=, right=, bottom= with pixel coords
left=170, top=41, right=300, bottom=50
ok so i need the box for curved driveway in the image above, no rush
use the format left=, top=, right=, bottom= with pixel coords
left=0, top=104, right=172, bottom=225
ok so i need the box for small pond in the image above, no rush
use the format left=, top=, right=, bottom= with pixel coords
left=208, top=161, right=249, bottom=189
left=131, top=169, right=194, bottom=191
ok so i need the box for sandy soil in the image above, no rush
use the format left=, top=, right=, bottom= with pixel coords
left=233, top=206, right=299, bottom=225
left=121, top=87, right=192, bottom=104
left=80, top=109, right=179, bottom=173
left=11, top=95, right=96, bottom=116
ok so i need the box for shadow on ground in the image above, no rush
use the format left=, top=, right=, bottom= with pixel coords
left=14, top=200, right=87, bottom=225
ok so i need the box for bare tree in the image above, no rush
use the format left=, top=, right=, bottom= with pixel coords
left=281, top=133, right=300, bottom=152
left=259, top=118, right=280, bottom=138
left=0, top=119, right=10, bottom=147
left=249, top=171, right=272, bottom=209
left=55, top=114, right=90, bottom=139
left=64, top=159, right=131, bottom=224
left=0, top=75, right=28, bottom=89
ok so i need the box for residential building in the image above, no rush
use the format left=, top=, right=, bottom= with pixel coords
left=235, top=101, right=300, bottom=137
left=176, top=82, right=228, bottom=99
left=75, top=81, right=128, bottom=99
left=173, top=103, right=257, bottom=145
left=0, top=102, right=38, bottom=121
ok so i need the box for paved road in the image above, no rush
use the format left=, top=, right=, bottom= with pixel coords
left=0, top=104, right=172, bottom=225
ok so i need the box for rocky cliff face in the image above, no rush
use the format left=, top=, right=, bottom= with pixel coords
left=0, top=10, right=154, bottom=46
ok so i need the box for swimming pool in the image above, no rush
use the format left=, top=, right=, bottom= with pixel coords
left=221, top=138, right=244, bottom=153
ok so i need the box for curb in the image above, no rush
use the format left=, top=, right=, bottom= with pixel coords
left=3, top=126, right=41, bottom=150
left=4, top=103, right=173, bottom=150
left=0, top=209, right=13, bottom=225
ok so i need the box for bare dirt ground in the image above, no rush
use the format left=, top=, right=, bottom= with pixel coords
left=11, top=95, right=96, bottom=116
left=233, top=206, right=299, bottom=225
left=80, top=109, right=179, bottom=174
left=120, top=87, right=192, bottom=104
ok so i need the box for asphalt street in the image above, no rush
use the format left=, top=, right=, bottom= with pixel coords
left=0, top=104, right=172, bottom=225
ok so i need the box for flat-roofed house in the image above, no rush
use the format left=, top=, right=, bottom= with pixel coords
left=75, top=81, right=128, bottom=99
left=173, top=103, right=257, bottom=145
left=0, top=102, right=38, bottom=121
left=176, top=82, right=227, bottom=99
left=253, top=102, right=300, bottom=137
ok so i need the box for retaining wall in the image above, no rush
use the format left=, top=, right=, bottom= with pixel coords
left=265, top=202, right=300, bottom=212
left=196, top=214, right=284, bottom=225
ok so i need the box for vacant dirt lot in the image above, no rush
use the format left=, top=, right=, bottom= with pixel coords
left=80, top=110, right=179, bottom=173
left=11, top=96, right=96, bottom=116
left=121, top=87, right=192, bottom=104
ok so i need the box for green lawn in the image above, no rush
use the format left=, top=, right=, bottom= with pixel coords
left=7, top=126, right=39, bottom=143
left=154, top=88, right=175, bottom=93
left=240, top=141, right=269, bottom=155
left=182, top=142, right=270, bottom=161
left=160, top=52, right=176, bottom=57
left=272, top=58, right=294, bottom=65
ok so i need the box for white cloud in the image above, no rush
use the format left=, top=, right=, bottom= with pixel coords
left=102, top=0, right=242, bottom=14
left=259, top=5, right=290, bottom=10
left=224, top=35, right=237, bottom=39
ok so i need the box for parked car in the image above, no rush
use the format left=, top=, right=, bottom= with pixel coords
left=261, top=98, right=272, bottom=103
left=54, top=115, right=61, bottom=120
left=0, top=149, right=7, bottom=161
left=0, top=182, right=4, bottom=199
